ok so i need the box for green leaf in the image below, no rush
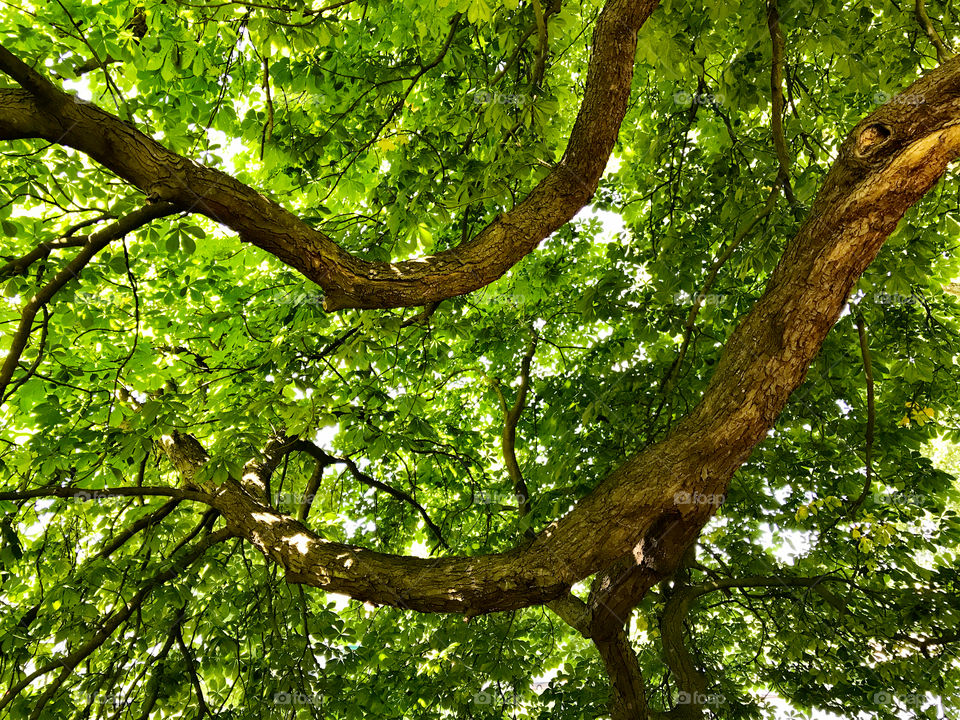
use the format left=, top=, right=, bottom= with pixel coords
left=466, top=0, right=492, bottom=24
left=165, top=229, right=181, bottom=254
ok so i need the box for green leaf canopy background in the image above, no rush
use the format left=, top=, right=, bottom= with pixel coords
left=0, top=0, right=959, bottom=718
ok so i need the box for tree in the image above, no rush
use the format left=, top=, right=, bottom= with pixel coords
left=0, top=0, right=959, bottom=717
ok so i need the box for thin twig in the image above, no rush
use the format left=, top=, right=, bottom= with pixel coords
left=0, top=203, right=176, bottom=400
left=847, top=313, right=875, bottom=517
left=767, top=0, right=800, bottom=217
left=916, top=0, right=953, bottom=63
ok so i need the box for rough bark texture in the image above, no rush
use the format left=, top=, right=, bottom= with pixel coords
left=0, top=0, right=658, bottom=310
left=596, top=631, right=651, bottom=720
left=659, top=585, right=708, bottom=719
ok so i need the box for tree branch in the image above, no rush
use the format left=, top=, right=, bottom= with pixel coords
left=915, top=0, right=953, bottom=63
left=0, top=234, right=91, bottom=281
left=0, top=528, right=231, bottom=714
left=0, top=0, right=660, bottom=310
left=497, top=328, right=538, bottom=534
left=595, top=630, right=651, bottom=720
left=659, top=584, right=708, bottom=719
left=175, top=626, right=211, bottom=717
left=766, top=0, right=799, bottom=214
left=202, top=57, right=960, bottom=615
left=92, top=499, right=182, bottom=562
left=846, top=313, right=875, bottom=517
left=0, top=202, right=177, bottom=400
left=7, top=22, right=960, bottom=627
left=0, top=43, right=64, bottom=106
left=0, top=485, right=208, bottom=502
left=290, top=439, right=450, bottom=550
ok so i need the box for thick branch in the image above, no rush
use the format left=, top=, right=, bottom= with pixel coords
left=0, top=43, right=64, bottom=105
left=0, top=0, right=659, bottom=310
left=202, top=58, right=960, bottom=615
left=239, top=433, right=294, bottom=501
left=0, top=485, right=207, bottom=503
left=659, top=585, right=707, bottom=719
left=596, top=631, right=651, bottom=720
left=7, top=30, right=960, bottom=624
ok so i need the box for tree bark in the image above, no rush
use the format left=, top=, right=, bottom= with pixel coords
left=596, top=631, right=651, bottom=720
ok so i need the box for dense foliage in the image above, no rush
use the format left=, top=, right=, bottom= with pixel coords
left=1, top=0, right=959, bottom=718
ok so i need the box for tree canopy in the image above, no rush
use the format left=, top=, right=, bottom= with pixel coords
left=1, top=0, right=960, bottom=718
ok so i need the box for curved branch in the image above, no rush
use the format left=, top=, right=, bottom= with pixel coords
left=289, top=439, right=449, bottom=550
left=0, top=232, right=91, bottom=280
left=204, top=57, right=960, bottom=615
left=846, top=313, right=875, bottom=517
left=0, top=43, right=63, bottom=105
left=175, top=626, right=211, bottom=717
left=496, top=328, right=538, bottom=530
left=7, top=22, right=960, bottom=624
left=0, top=0, right=660, bottom=310
left=92, top=498, right=182, bottom=562
left=659, top=585, right=708, bottom=719
left=595, top=631, right=651, bottom=720
left=766, top=0, right=798, bottom=212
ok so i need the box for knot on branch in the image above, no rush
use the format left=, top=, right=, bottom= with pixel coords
left=855, top=122, right=894, bottom=157
left=637, top=511, right=691, bottom=578
left=160, top=431, right=210, bottom=488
